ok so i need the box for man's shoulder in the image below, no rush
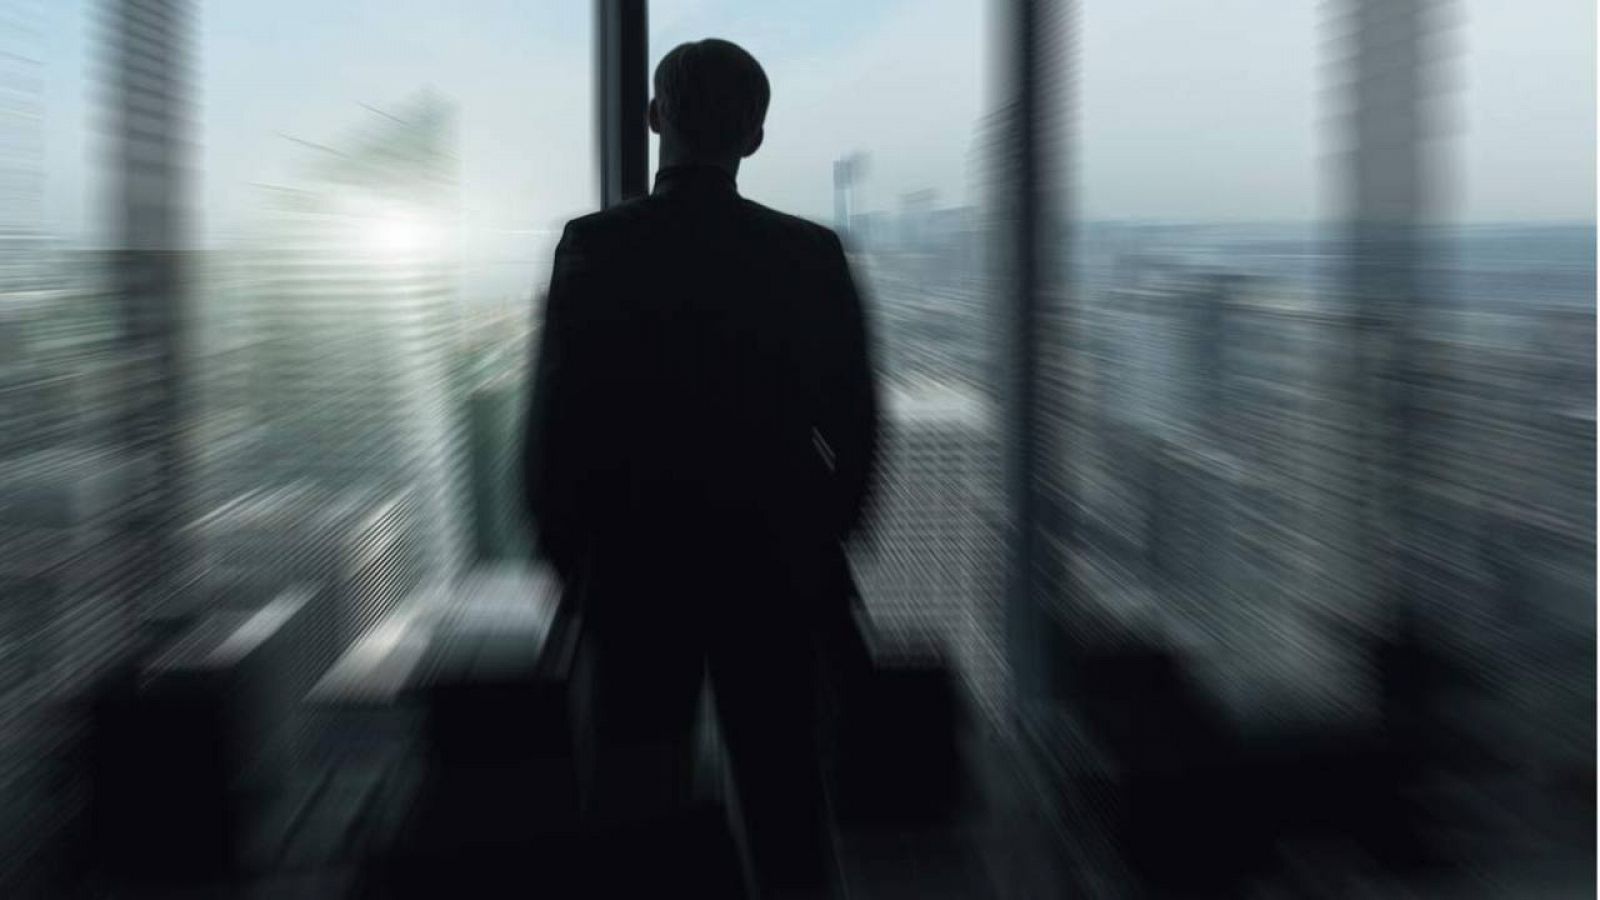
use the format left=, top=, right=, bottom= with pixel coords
left=556, top=194, right=844, bottom=262
left=736, top=198, right=842, bottom=254
left=559, top=198, right=655, bottom=245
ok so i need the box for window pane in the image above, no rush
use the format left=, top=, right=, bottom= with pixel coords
left=189, top=1, right=592, bottom=639
left=1071, top=2, right=1349, bottom=723
left=1069, top=0, right=1594, bottom=750
left=3, top=2, right=592, bottom=881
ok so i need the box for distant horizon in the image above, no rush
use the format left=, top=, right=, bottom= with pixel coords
left=20, top=216, right=1597, bottom=256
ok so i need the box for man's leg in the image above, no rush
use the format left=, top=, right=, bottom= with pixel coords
left=709, top=622, right=839, bottom=897
left=570, top=615, right=705, bottom=826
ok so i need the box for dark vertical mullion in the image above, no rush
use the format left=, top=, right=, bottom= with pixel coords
left=597, top=0, right=649, bottom=208
left=1000, top=0, right=1070, bottom=711
left=1001, top=0, right=1043, bottom=708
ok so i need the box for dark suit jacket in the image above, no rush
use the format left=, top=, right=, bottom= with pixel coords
left=523, top=164, right=879, bottom=628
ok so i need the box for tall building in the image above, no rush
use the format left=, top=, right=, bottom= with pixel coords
left=0, top=3, right=166, bottom=887
left=239, top=95, right=467, bottom=588
left=833, top=153, right=865, bottom=238
left=458, top=299, right=532, bottom=562
left=837, top=155, right=1005, bottom=716
left=851, top=381, right=1005, bottom=713
left=467, top=370, right=531, bottom=562
left=107, top=0, right=195, bottom=612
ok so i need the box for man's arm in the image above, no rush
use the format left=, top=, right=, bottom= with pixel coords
left=818, top=231, right=880, bottom=540
left=523, top=223, right=596, bottom=583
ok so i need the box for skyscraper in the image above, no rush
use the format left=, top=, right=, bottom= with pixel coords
left=467, top=369, right=531, bottom=562
left=0, top=2, right=178, bottom=887
left=107, top=0, right=195, bottom=614
left=851, top=382, right=1005, bottom=713
left=241, top=95, right=467, bottom=590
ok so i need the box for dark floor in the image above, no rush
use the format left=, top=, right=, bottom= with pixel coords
left=34, top=709, right=1597, bottom=900
left=34, top=599, right=1594, bottom=899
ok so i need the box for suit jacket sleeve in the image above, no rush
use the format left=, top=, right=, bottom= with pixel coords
left=523, top=222, right=596, bottom=583
left=819, top=231, right=880, bottom=540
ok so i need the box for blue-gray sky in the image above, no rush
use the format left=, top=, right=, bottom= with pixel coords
left=34, top=0, right=1598, bottom=253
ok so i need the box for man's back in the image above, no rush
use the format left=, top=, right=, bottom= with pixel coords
left=523, top=40, right=871, bottom=896
left=524, top=164, right=877, bottom=612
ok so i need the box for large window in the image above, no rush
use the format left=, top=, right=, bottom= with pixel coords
left=1065, top=0, right=1595, bottom=750
left=1068, top=1, right=1354, bottom=721
left=187, top=1, right=594, bottom=638
left=0, top=0, right=1593, bottom=892
left=0, top=0, right=1588, bottom=752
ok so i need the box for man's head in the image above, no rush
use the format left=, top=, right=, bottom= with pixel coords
left=649, top=39, right=769, bottom=171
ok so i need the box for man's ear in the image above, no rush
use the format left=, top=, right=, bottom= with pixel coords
left=647, top=98, right=662, bottom=135
left=741, top=126, right=764, bottom=158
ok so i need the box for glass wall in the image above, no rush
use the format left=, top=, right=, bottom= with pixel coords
left=188, top=1, right=594, bottom=638
left=1065, top=1, right=1364, bottom=723
left=0, top=3, right=593, bottom=881
left=1409, top=0, right=1595, bottom=782
left=1064, top=0, right=1595, bottom=753
left=0, top=0, right=1591, bottom=890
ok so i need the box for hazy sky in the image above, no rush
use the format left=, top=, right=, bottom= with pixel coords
left=34, top=0, right=1597, bottom=255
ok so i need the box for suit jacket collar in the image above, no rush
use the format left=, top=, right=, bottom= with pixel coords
left=653, top=164, right=739, bottom=197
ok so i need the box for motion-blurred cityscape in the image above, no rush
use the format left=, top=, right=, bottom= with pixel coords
left=0, top=0, right=1592, bottom=896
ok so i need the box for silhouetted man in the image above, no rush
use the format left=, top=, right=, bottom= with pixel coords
left=524, top=38, right=878, bottom=897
